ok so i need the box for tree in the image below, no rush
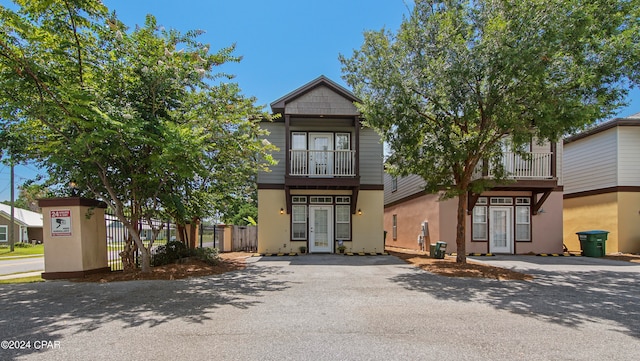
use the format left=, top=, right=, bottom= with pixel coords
left=1, top=0, right=275, bottom=271
left=341, top=0, right=640, bottom=263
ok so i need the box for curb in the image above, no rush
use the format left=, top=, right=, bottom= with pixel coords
left=0, top=271, right=43, bottom=280
left=467, top=253, right=495, bottom=257
left=344, top=252, right=388, bottom=256
left=536, top=253, right=581, bottom=257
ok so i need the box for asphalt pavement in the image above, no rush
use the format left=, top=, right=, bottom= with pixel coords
left=0, top=254, right=638, bottom=360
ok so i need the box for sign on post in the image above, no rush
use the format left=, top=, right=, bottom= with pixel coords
left=50, top=210, right=72, bottom=237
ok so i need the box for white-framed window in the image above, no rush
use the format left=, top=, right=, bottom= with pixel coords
left=335, top=196, right=350, bottom=204
left=335, top=205, right=351, bottom=240
left=310, top=196, right=332, bottom=204
left=391, top=177, right=398, bottom=192
left=0, top=225, right=7, bottom=242
left=472, top=205, right=488, bottom=241
left=515, top=206, right=531, bottom=241
left=392, top=214, right=398, bottom=240
left=491, top=197, right=513, bottom=205
left=516, top=197, right=531, bottom=205
left=292, top=196, right=307, bottom=204
left=292, top=205, right=307, bottom=240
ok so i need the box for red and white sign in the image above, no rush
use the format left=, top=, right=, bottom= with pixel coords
left=50, top=210, right=72, bottom=237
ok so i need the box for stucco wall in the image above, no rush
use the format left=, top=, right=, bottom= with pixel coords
left=384, top=193, right=441, bottom=250
left=351, top=190, right=385, bottom=253
left=563, top=193, right=618, bottom=253
left=618, top=192, right=640, bottom=253
left=257, top=189, right=289, bottom=253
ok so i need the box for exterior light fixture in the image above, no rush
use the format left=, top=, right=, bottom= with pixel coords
left=358, top=209, right=362, bottom=215
left=280, top=208, right=285, bottom=215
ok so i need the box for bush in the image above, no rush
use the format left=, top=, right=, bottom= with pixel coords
left=152, top=241, right=188, bottom=266
left=14, top=242, right=35, bottom=248
left=151, top=241, right=220, bottom=266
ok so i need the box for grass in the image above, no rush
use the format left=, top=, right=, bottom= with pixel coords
left=0, top=275, right=44, bottom=284
left=0, top=244, right=44, bottom=258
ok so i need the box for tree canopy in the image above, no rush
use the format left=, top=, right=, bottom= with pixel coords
left=341, top=0, right=640, bottom=262
left=0, top=0, right=275, bottom=271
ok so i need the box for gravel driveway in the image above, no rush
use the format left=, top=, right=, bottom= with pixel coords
left=0, top=254, right=638, bottom=360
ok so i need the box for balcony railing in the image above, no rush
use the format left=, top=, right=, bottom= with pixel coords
left=290, top=149, right=356, bottom=177
left=473, top=152, right=553, bottom=179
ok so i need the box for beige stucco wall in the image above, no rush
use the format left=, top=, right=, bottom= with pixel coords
left=41, top=204, right=107, bottom=274
left=618, top=192, right=640, bottom=253
left=563, top=193, right=618, bottom=253
left=257, top=189, right=289, bottom=253
left=351, top=190, right=385, bottom=253
left=522, top=191, right=564, bottom=254
left=564, top=191, right=640, bottom=254
left=258, top=189, right=384, bottom=253
left=384, top=193, right=440, bottom=250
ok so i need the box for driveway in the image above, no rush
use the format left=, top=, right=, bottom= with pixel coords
left=0, top=254, right=638, bottom=361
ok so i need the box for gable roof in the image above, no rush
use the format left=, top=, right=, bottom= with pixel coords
left=270, top=75, right=360, bottom=114
left=0, top=203, right=43, bottom=227
left=564, top=112, right=640, bottom=144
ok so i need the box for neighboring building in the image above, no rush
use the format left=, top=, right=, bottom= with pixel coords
left=0, top=203, right=44, bottom=244
left=257, top=76, right=384, bottom=254
left=563, top=113, right=640, bottom=254
left=384, top=139, right=564, bottom=255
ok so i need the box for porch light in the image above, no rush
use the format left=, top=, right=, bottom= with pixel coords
left=358, top=209, right=362, bottom=215
left=280, top=208, right=285, bottom=215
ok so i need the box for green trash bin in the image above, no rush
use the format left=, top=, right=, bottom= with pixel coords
left=434, top=241, right=447, bottom=259
left=576, top=230, right=608, bottom=257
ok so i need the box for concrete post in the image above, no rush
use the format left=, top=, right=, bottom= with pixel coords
left=38, top=197, right=110, bottom=279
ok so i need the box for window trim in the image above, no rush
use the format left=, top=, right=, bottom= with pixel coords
left=0, top=225, right=7, bottom=242
left=391, top=177, right=398, bottom=192
left=472, top=205, right=488, bottom=241
left=515, top=205, right=532, bottom=242
left=291, top=205, right=308, bottom=240
left=335, top=204, right=351, bottom=240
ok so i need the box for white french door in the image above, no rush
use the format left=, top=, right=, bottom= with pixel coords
left=309, top=133, right=333, bottom=177
left=489, top=207, right=513, bottom=254
left=309, top=206, right=332, bottom=253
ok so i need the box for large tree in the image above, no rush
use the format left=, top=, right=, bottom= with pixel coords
left=0, top=0, right=275, bottom=271
left=341, top=0, right=640, bottom=263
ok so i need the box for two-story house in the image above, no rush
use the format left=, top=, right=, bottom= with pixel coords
left=563, top=113, right=640, bottom=254
left=384, top=140, right=564, bottom=255
left=257, top=76, right=384, bottom=254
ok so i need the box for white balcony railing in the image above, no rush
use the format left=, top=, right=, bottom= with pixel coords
left=290, top=149, right=356, bottom=177
left=473, top=152, right=553, bottom=179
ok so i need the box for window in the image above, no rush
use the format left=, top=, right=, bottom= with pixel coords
left=0, top=225, right=7, bottom=242
left=392, top=215, right=398, bottom=240
left=491, top=197, right=513, bottom=205
left=391, top=177, right=398, bottom=192
left=335, top=196, right=350, bottom=204
left=292, top=205, right=307, bottom=240
left=472, top=205, right=488, bottom=241
left=291, top=132, right=307, bottom=149
left=515, top=206, right=531, bottom=241
left=335, top=205, right=351, bottom=240
left=292, top=196, right=307, bottom=204
left=310, top=196, right=332, bottom=204
left=335, top=133, right=351, bottom=150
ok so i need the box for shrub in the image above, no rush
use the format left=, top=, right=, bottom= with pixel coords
left=151, top=241, right=220, bottom=266
left=152, top=240, right=188, bottom=266
left=14, top=242, right=35, bottom=248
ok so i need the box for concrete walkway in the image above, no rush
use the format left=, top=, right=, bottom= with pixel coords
left=0, top=254, right=638, bottom=360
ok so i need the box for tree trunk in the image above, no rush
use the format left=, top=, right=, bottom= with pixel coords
left=455, top=191, right=468, bottom=264
left=139, top=246, right=151, bottom=273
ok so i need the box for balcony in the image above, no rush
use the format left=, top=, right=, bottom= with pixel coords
left=474, top=152, right=554, bottom=180
left=290, top=149, right=356, bottom=177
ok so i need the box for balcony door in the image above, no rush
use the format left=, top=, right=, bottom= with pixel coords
left=309, top=133, right=333, bottom=177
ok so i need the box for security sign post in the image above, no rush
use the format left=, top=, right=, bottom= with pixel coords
left=50, top=210, right=72, bottom=237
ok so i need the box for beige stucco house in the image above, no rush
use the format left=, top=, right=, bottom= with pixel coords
left=384, top=139, right=564, bottom=255
left=257, top=76, right=384, bottom=254
left=563, top=113, right=640, bottom=254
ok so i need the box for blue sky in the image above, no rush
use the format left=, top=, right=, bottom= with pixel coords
left=1, top=0, right=639, bottom=202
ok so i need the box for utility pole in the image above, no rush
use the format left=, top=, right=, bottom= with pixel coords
left=9, top=159, right=15, bottom=252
